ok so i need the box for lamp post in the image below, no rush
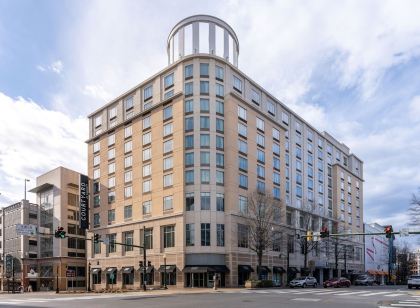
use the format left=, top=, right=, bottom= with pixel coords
left=163, top=254, right=167, bottom=289
left=24, top=179, right=30, bottom=201
left=88, top=262, right=91, bottom=292
left=56, top=265, right=59, bottom=293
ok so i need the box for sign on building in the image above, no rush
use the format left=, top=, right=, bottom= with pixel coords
left=79, top=174, right=89, bottom=229
left=16, top=224, right=38, bottom=236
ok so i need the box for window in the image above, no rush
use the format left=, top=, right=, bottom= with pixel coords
left=215, top=65, right=224, bottom=80
left=125, top=96, right=134, bottom=111
left=163, top=139, right=173, bottom=154
left=143, top=148, right=152, bottom=161
left=143, top=179, right=151, bottom=193
left=185, top=82, right=193, bottom=96
left=216, top=193, right=224, bottom=211
left=251, top=89, right=260, bottom=105
left=93, top=168, right=100, bottom=180
left=200, top=98, right=209, bottom=112
left=272, top=233, right=281, bottom=251
left=238, top=156, right=248, bottom=171
left=124, top=205, right=132, bottom=220
left=185, top=170, right=194, bottom=184
left=200, top=116, right=210, bottom=130
left=272, top=128, right=280, bottom=141
left=233, top=76, right=242, bottom=92
left=256, top=118, right=265, bottom=132
left=216, top=118, right=224, bottom=132
left=201, top=192, right=210, bottom=210
left=216, top=136, right=224, bottom=150
left=143, top=164, right=152, bottom=177
left=109, top=106, right=117, bottom=119
left=200, top=169, right=210, bottom=184
left=200, top=63, right=209, bottom=77
left=124, top=186, right=132, bottom=198
left=281, top=112, right=289, bottom=125
left=186, top=223, right=195, bottom=246
left=164, top=73, right=174, bottom=89
left=217, top=224, right=225, bottom=246
left=273, top=187, right=280, bottom=199
left=143, top=200, right=151, bottom=215
left=257, top=134, right=265, bottom=147
left=296, top=185, right=302, bottom=198
left=163, top=156, right=173, bottom=170
left=93, top=141, right=100, bottom=153
left=273, top=157, right=280, bottom=170
left=93, top=213, right=100, bottom=227
left=257, top=180, right=265, bottom=192
left=107, top=234, right=117, bottom=253
left=185, top=152, right=194, bottom=167
left=123, top=231, right=134, bottom=252
left=108, top=191, right=115, bottom=203
left=163, top=122, right=173, bottom=137
left=267, top=100, right=276, bottom=115
left=108, top=134, right=115, bottom=146
left=94, top=195, right=100, bottom=207
left=94, top=115, right=102, bottom=128
left=93, top=155, right=100, bottom=166
left=296, top=147, right=302, bottom=159
left=141, top=228, right=153, bottom=249
left=215, top=83, right=224, bottom=97
left=124, top=140, right=132, bottom=153
left=185, top=99, right=193, bottom=113
left=163, top=174, right=173, bottom=187
left=200, top=151, right=210, bottom=166
left=144, top=85, right=153, bottom=101
left=200, top=81, right=209, bottom=95
left=257, top=149, right=265, bottom=163
left=238, top=139, right=247, bottom=154
left=107, top=209, right=115, bottom=225
left=296, top=160, right=302, bottom=172
left=185, top=64, right=193, bottom=79
left=238, top=106, right=247, bottom=121
left=200, top=134, right=210, bottom=147
left=186, top=193, right=194, bottom=211
left=238, top=224, right=249, bottom=248
left=239, top=195, right=248, bottom=213
left=163, top=105, right=173, bottom=120
left=108, top=148, right=115, bottom=160
left=273, top=172, right=280, bottom=185
left=257, top=165, right=265, bottom=179
left=108, top=177, right=115, bottom=188
left=125, top=125, right=132, bottom=138
left=201, top=223, right=210, bottom=246
left=238, top=123, right=247, bottom=137
left=143, top=115, right=151, bottom=130
left=163, top=195, right=173, bottom=211
left=143, top=131, right=152, bottom=145
left=185, top=117, right=194, bottom=131
left=239, top=174, right=248, bottom=189
left=216, top=153, right=224, bottom=168
left=273, top=143, right=280, bottom=156
left=216, top=171, right=224, bottom=184
left=216, top=100, right=224, bottom=115
left=163, top=225, right=175, bottom=248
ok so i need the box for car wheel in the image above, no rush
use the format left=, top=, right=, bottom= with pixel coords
left=346, top=283, right=350, bottom=288
left=302, top=283, right=306, bottom=288
left=314, top=283, right=317, bottom=288
left=324, top=285, right=327, bottom=288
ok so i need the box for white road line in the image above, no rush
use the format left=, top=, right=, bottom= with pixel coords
left=312, top=290, right=350, bottom=295
left=390, top=304, right=420, bottom=307
left=385, top=294, right=406, bottom=297
left=290, top=298, right=321, bottom=302
left=358, top=291, right=392, bottom=297
left=335, top=291, right=372, bottom=296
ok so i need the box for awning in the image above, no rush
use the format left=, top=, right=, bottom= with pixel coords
left=139, top=266, right=154, bottom=274
left=209, top=265, right=229, bottom=273
left=377, top=271, right=387, bottom=276
left=29, top=183, right=53, bottom=193
left=257, top=266, right=271, bottom=273
left=122, top=267, right=133, bottom=273
left=183, top=265, right=229, bottom=273
left=106, top=267, right=117, bottom=273
left=158, top=265, right=177, bottom=273
left=183, top=266, right=209, bottom=273
left=273, top=266, right=286, bottom=274
left=238, top=265, right=254, bottom=273
left=91, top=268, right=101, bottom=274
left=367, top=270, right=378, bottom=275
left=288, top=267, right=300, bottom=273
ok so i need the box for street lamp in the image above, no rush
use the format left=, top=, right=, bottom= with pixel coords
left=56, top=265, right=59, bottom=293
left=24, top=179, right=30, bottom=201
left=88, top=262, right=91, bottom=292
left=163, top=254, right=167, bottom=289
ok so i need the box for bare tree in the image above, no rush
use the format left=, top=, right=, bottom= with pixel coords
left=408, top=188, right=420, bottom=226
left=244, top=190, right=282, bottom=279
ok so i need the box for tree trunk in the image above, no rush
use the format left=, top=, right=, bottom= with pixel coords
left=257, top=251, right=263, bottom=280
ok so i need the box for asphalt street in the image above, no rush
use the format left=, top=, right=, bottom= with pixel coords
left=0, top=286, right=419, bottom=308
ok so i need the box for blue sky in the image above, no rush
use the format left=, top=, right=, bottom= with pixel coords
left=1, top=0, right=420, bottom=245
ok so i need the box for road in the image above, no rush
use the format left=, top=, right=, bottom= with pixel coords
left=0, top=286, right=419, bottom=308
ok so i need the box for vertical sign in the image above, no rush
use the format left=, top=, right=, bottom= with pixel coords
left=80, top=174, right=89, bottom=229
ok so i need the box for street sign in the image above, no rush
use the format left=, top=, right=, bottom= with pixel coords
left=66, top=270, right=75, bottom=278
left=16, top=224, right=37, bottom=236
left=313, top=232, right=320, bottom=242
left=109, top=273, right=115, bottom=280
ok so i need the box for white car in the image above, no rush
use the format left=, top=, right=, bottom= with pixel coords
left=289, top=276, right=318, bottom=288
left=408, top=275, right=420, bottom=289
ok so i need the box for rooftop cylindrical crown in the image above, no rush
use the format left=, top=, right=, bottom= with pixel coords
left=167, top=15, right=239, bottom=67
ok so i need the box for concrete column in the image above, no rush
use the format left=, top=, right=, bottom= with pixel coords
left=319, top=269, right=324, bottom=284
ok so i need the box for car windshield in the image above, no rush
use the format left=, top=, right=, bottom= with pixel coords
left=357, top=275, right=367, bottom=279
left=295, top=277, right=306, bottom=281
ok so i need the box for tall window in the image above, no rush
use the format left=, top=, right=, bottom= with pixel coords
left=163, top=195, right=173, bottom=211
left=216, top=83, right=224, bottom=97
left=216, top=100, right=224, bottom=115
left=185, top=64, right=193, bottom=79
left=200, top=81, right=209, bottom=95
left=217, top=224, right=225, bottom=246
left=200, top=169, right=210, bottom=184
left=216, top=193, right=224, bottom=211
left=163, top=225, right=175, bottom=248
left=201, top=223, right=210, bottom=246
left=238, top=106, right=247, bottom=120
left=144, top=85, right=153, bottom=101
left=200, top=63, right=209, bottom=77
left=185, top=82, right=193, bottom=96
left=186, top=223, right=195, bottom=246
left=200, top=98, right=210, bottom=112
left=200, top=116, right=210, bottom=130
left=107, top=234, right=116, bottom=253
left=200, top=192, right=210, bottom=210
left=238, top=224, right=249, bottom=248
left=233, top=76, right=242, bottom=92
left=185, top=117, right=194, bottom=131
left=163, top=105, right=173, bottom=120
left=164, top=73, right=174, bottom=89
left=124, top=205, right=132, bottom=220
left=185, top=99, right=194, bottom=113
left=123, top=231, right=134, bottom=251
left=186, top=192, right=194, bottom=211
left=215, top=66, right=224, bottom=81
left=143, top=200, right=151, bottom=215
left=239, top=195, right=248, bottom=213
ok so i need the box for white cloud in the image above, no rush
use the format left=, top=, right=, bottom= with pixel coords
left=0, top=92, right=87, bottom=205
left=409, top=96, right=420, bottom=121
left=83, top=84, right=112, bottom=101
left=36, top=60, right=63, bottom=74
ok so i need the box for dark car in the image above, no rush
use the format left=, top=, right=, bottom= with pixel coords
left=323, top=277, right=351, bottom=288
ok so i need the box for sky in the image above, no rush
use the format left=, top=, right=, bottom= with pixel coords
left=1, top=0, right=420, bottom=245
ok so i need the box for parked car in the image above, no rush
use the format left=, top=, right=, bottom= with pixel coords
left=408, top=275, right=420, bottom=289
left=323, top=277, right=351, bottom=288
left=354, top=275, right=375, bottom=286
left=289, top=276, right=318, bottom=288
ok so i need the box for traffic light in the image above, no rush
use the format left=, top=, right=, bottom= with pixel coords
left=147, top=261, right=152, bottom=267
left=139, top=261, right=143, bottom=268
left=320, top=227, right=330, bottom=238
left=54, top=227, right=66, bottom=239
left=384, top=225, right=393, bottom=239
left=94, top=234, right=100, bottom=243
left=306, top=230, right=313, bottom=241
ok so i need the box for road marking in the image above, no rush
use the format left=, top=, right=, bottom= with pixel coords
left=385, top=294, right=406, bottom=297
left=312, top=290, right=350, bottom=295
left=335, top=291, right=372, bottom=296
left=291, top=298, right=321, bottom=302
left=358, top=291, right=392, bottom=297
left=390, top=304, right=420, bottom=307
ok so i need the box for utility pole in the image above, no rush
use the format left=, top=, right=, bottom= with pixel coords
left=24, top=179, right=30, bottom=201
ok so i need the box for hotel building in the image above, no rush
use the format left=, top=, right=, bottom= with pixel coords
left=86, top=15, right=364, bottom=289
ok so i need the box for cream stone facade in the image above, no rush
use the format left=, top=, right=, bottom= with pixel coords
left=86, top=15, right=364, bottom=289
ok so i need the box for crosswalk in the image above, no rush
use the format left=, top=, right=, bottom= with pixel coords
left=379, top=298, right=420, bottom=307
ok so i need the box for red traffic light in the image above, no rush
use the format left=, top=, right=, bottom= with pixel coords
left=384, top=225, right=393, bottom=238
left=320, top=226, right=329, bottom=238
